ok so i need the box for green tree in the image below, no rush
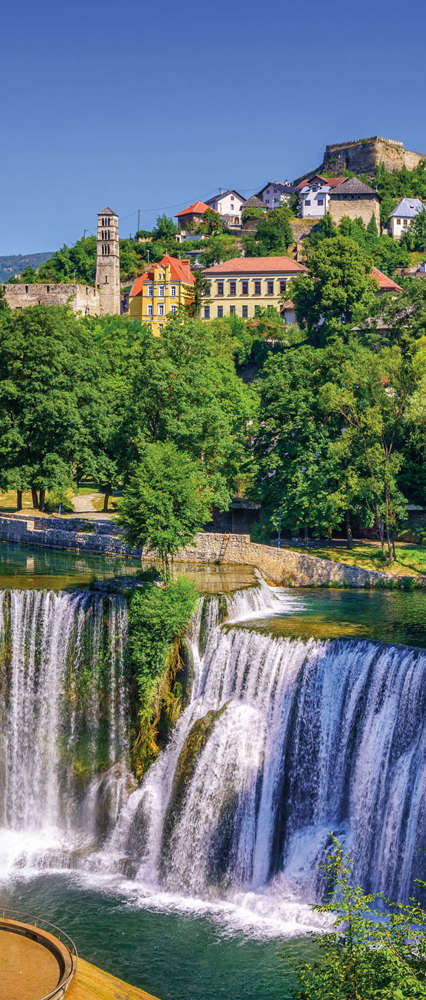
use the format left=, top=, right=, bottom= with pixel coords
left=294, top=839, right=426, bottom=1000
left=124, top=316, right=257, bottom=503
left=243, top=206, right=293, bottom=256
left=199, top=208, right=224, bottom=235
left=0, top=304, right=101, bottom=509
left=151, top=215, right=177, bottom=241
left=241, top=206, right=265, bottom=223
left=401, top=208, right=426, bottom=252
left=319, top=343, right=415, bottom=559
left=199, top=234, right=239, bottom=267
left=290, top=235, right=376, bottom=344
left=119, top=442, right=214, bottom=580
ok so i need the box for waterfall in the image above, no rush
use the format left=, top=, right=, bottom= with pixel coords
left=115, top=591, right=425, bottom=914
left=0, top=579, right=424, bottom=937
left=0, top=589, right=129, bottom=873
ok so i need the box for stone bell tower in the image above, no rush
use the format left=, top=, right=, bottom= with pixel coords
left=96, top=207, right=120, bottom=315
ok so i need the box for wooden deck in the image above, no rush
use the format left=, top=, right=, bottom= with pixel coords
left=68, top=957, right=160, bottom=1000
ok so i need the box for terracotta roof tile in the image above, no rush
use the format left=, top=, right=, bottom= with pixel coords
left=371, top=267, right=403, bottom=292
left=203, top=256, right=308, bottom=275
left=175, top=201, right=216, bottom=217
left=130, top=254, right=194, bottom=297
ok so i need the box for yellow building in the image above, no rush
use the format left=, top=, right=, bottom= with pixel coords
left=129, top=254, right=195, bottom=334
left=201, top=256, right=308, bottom=322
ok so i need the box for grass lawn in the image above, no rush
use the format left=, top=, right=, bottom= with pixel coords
left=288, top=541, right=426, bottom=578
left=0, top=487, right=110, bottom=517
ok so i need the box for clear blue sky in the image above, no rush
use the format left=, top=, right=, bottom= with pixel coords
left=1, top=0, right=425, bottom=254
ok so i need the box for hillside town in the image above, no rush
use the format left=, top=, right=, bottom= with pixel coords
left=2, top=134, right=425, bottom=329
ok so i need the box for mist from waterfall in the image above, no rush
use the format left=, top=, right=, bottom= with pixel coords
left=0, top=580, right=424, bottom=936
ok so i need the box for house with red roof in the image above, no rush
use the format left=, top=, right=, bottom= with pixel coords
left=175, top=201, right=218, bottom=231
left=201, top=256, right=307, bottom=323
left=128, top=254, right=195, bottom=334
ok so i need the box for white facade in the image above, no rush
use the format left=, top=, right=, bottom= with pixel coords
left=299, top=180, right=330, bottom=218
left=258, top=183, right=292, bottom=208
left=206, top=190, right=245, bottom=222
left=388, top=198, right=425, bottom=239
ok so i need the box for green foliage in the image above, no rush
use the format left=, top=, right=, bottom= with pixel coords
left=0, top=304, right=102, bottom=504
left=241, top=206, right=265, bottom=223
left=400, top=207, right=426, bottom=252
left=199, top=234, right=240, bottom=267
left=290, top=235, right=376, bottom=344
left=151, top=215, right=178, bottom=241
left=119, top=442, right=215, bottom=577
left=127, top=578, right=198, bottom=776
left=198, top=208, right=224, bottom=235
left=371, top=160, right=426, bottom=226
left=243, top=206, right=293, bottom=256
left=338, top=216, right=409, bottom=276
left=293, top=838, right=426, bottom=1000
left=253, top=337, right=422, bottom=555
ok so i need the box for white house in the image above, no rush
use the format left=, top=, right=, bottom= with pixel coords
left=255, top=181, right=296, bottom=208
left=297, top=174, right=345, bottom=218
left=388, top=198, right=425, bottom=239
left=205, top=189, right=245, bottom=224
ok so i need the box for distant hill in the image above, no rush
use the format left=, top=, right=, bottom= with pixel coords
left=0, top=252, right=52, bottom=283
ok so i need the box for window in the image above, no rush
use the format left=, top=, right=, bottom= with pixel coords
left=158, top=284, right=165, bottom=297
left=241, top=280, right=248, bottom=295
left=217, top=305, right=223, bottom=317
left=229, top=281, right=236, bottom=295
left=217, top=281, right=224, bottom=295
left=205, top=282, right=211, bottom=295
left=279, top=280, right=287, bottom=294
left=147, top=304, right=153, bottom=316
left=267, top=280, right=274, bottom=295
left=242, top=305, right=248, bottom=318
left=317, top=198, right=324, bottom=206
left=158, top=303, right=165, bottom=316
left=170, top=285, right=176, bottom=297
left=255, top=305, right=260, bottom=315
left=46, top=285, right=50, bottom=292
left=254, top=280, right=261, bottom=295
left=230, top=305, right=236, bottom=315
left=148, top=284, right=154, bottom=296
left=204, top=306, right=210, bottom=319
left=403, top=219, right=408, bottom=226
left=396, top=219, right=401, bottom=225
left=170, top=304, right=177, bottom=314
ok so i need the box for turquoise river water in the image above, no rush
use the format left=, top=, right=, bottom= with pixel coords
left=0, top=543, right=424, bottom=999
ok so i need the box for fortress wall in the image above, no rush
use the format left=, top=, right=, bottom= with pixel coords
left=2, top=283, right=100, bottom=316
left=324, top=137, right=425, bottom=174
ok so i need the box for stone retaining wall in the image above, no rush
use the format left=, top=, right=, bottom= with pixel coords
left=0, top=516, right=139, bottom=558
left=163, top=532, right=401, bottom=587
left=0, top=517, right=418, bottom=587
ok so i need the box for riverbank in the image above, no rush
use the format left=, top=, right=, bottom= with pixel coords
left=0, top=515, right=424, bottom=588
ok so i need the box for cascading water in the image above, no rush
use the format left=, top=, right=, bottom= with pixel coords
left=0, top=589, right=129, bottom=875
left=0, top=579, right=424, bottom=937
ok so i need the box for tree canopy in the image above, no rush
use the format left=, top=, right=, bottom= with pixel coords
left=119, top=442, right=214, bottom=578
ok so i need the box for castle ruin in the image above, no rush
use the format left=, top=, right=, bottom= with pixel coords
left=2, top=208, right=121, bottom=316
left=323, top=137, right=426, bottom=175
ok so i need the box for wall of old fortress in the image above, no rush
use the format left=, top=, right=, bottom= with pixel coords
left=2, top=283, right=101, bottom=315
left=324, top=137, right=426, bottom=174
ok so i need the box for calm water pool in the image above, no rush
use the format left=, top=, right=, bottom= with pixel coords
left=242, top=586, right=426, bottom=649
left=0, top=875, right=314, bottom=999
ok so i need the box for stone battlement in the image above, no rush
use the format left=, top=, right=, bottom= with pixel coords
left=2, top=282, right=101, bottom=315
left=323, top=137, right=426, bottom=175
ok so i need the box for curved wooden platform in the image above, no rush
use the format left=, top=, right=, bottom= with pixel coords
left=68, top=958, right=160, bottom=1000
left=0, top=916, right=75, bottom=1000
